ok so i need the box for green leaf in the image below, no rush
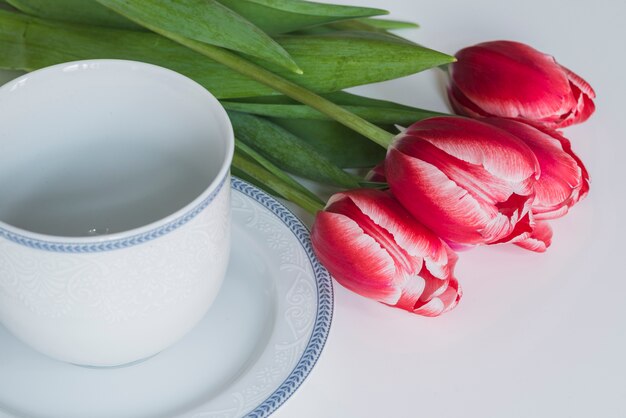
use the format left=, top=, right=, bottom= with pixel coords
left=235, top=140, right=324, bottom=206
left=271, top=31, right=452, bottom=90
left=358, top=180, right=389, bottom=189
left=95, top=0, right=301, bottom=73
left=297, top=17, right=416, bottom=34
left=232, top=151, right=324, bottom=214
left=271, top=118, right=386, bottom=168
left=292, top=17, right=418, bottom=38
left=325, top=91, right=422, bottom=109
left=231, top=165, right=284, bottom=200
left=360, top=18, right=419, bottom=30
left=6, top=0, right=387, bottom=35
left=222, top=101, right=443, bottom=124
left=5, top=0, right=391, bottom=35
left=6, top=0, right=140, bottom=29
left=0, top=11, right=454, bottom=98
left=223, top=91, right=446, bottom=125
left=217, top=0, right=387, bottom=34
left=229, top=111, right=360, bottom=188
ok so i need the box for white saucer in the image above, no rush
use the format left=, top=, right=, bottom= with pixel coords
left=0, top=178, right=333, bottom=418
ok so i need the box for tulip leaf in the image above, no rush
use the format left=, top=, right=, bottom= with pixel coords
left=228, top=111, right=360, bottom=188
left=230, top=91, right=424, bottom=109
left=358, top=180, right=389, bottom=189
left=217, top=0, right=387, bottom=34
left=6, top=0, right=140, bottom=29
left=359, top=18, right=419, bottom=30
left=222, top=101, right=443, bottom=124
left=223, top=91, right=445, bottom=124
left=270, top=118, right=387, bottom=168
left=231, top=151, right=324, bottom=214
left=269, top=31, right=453, bottom=91
left=227, top=91, right=434, bottom=167
left=298, top=17, right=418, bottom=36
left=95, top=0, right=302, bottom=73
left=231, top=165, right=284, bottom=201
left=5, top=0, right=389, bottom=35
left=0, top=11, right=454, bottom=98
left=234, top=140, right=324, bottom=206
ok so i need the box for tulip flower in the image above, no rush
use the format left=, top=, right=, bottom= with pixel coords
left=311, top=189, right=461, bottom=317
left=483, top=118, right=589, bottom=220
left=385, top=116, right=540, bottom=248
left=448, top=40, right=595, bottom=129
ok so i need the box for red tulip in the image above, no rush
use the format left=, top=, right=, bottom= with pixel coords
left=483, top=118, right=589, bottom=220
left=311, top=189, right=461, bottom=317
left=385, top=116, right=539, bottom=248
left=448, top=40, right=595, bottom=129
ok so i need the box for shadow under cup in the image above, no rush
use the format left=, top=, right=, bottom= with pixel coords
left=0, top=60, right=234, bottom=367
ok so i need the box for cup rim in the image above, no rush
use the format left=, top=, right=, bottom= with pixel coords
left=0, top=59, right=234, bottom=249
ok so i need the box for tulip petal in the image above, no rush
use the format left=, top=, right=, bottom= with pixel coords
left=447, top=82, right=490, bottom=119
left=404, top=117, right=539, bottom=189
left=326, top=192, right=424, bottom=276
left=337, top=190, right=454, bottom=275
left=366, top=161, right=387, bottom=182
left=388, top=147, right=493, bottom=244
left=393, top=272, right=427, bottom=311
left=514, top=221, right=553, bottom=252
left=424, top=245, right=459, bottom=282
left=484, top=118, right=589, bottom=219
left=557, top=66, right=596, bottom=128
left=490, top=211, right=534, bottom=245
left=416, top=266, right=450, bottom=302
left=413, top=278, right=462, bottom=317
left=312, top=211, right=402, bottom=304
left=562, top=65, right=596, bottom=99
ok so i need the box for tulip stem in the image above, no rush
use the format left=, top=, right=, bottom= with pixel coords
left=111, top=13, right=397, bottom=149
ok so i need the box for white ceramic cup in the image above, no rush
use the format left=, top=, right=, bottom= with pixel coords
left=0, top=60, right=234, bottom=367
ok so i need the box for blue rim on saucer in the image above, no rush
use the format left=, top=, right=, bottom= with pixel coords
left=230, top=177, right=333, bottom=418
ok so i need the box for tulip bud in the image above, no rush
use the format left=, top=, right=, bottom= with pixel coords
left=385, top=116, right=540, bottom=247
left=311, top=189, right=461, bottom=317
left=448, top=40, right=595, bottom=129
left=483, top=118, right=589, bottom=220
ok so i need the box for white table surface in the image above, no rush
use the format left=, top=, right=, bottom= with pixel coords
left=274, top=1, right=626, bottom=417
left=1, top=0, right=624, bottom=417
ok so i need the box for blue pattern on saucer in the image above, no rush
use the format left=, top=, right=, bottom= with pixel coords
left=230, top=178, right=333, bottom=418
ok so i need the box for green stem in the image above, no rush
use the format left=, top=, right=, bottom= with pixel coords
left=178, top=37, right=395, bottom=148
left=113, top=14, right=395, bottom=148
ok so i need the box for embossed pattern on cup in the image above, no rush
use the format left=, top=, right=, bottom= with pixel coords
left=0, top=60, right=234, bottom=366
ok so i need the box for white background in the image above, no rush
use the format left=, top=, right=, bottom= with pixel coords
left=272, top=0, right=626, bottom=417
left=1, top=0, right=624, bottom=417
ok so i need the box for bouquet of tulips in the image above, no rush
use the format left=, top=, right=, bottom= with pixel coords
left=0, top=0, right=595, bottom=317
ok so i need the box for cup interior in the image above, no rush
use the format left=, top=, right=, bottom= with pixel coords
left=0, top=60, right=232, bottom=237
